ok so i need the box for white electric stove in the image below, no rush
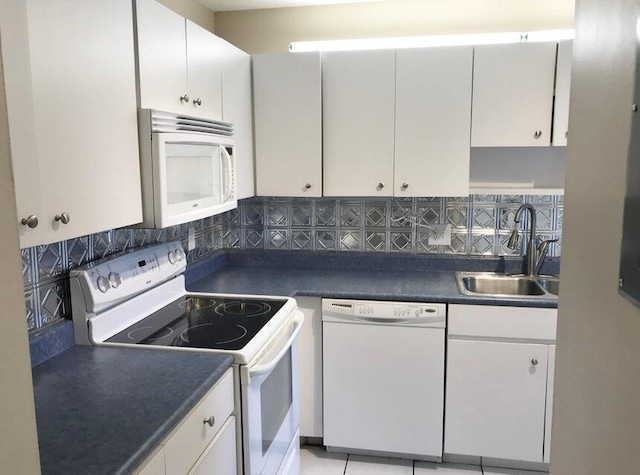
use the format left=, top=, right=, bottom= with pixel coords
left=70, top=241, right=302, bottom=475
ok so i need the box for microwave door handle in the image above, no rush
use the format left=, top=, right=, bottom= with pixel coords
left=221, top=146, right=232, bottom=202
left=245, top=312, right=304, bottom=383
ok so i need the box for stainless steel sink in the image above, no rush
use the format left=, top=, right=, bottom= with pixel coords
left=537, top=277, right=560, bottom=296
left=456, top=272, right=558, bottom=298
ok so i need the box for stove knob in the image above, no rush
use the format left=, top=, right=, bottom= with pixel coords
left=176, top=248, right=186, bottom=261
left=168, top=251, right=177, bottom=264
left=109, top=272, right=122, bottom=288
left=97, top=276, right=110, bottom=293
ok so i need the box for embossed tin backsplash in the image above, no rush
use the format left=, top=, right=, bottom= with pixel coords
left=24, top=194, right=562, bottom=332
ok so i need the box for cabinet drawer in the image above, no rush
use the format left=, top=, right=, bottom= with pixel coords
left=164, top=368, right=234, bottom=475
left=188, top=416, right=237, bottom=475
left=449, top=304, right=557, bottom=341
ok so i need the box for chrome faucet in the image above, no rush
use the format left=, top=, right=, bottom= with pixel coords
left=507, top=204, right=558, bottom=276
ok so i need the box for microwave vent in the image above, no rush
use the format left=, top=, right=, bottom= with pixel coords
left=144, top=109, right=234, bottom=136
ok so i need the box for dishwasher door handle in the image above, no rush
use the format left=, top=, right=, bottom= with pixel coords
left=353, top=316, right=411, bottom=324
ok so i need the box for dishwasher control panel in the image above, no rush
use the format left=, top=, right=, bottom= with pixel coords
left=323, top=299, right=446, bottom=327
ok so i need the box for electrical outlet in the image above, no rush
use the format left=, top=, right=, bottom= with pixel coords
left=187, top=226, right=196, bottom=251
left=428, top=224, right=452, bottom=246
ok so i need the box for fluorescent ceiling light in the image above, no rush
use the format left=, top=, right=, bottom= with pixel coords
left=289, top=29, right=575, bottom=52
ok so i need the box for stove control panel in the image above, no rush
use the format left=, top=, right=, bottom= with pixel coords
left=70, top=241, right=186, bottom=314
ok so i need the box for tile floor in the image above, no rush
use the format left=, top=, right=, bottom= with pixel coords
left=300, top=446, right=547, bottom=475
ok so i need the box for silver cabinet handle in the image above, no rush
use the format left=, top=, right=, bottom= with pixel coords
left=534, top=130, right=542, bottom=139
left=531, top=358, right=539, bottom=366
left=401, top=182, right=409, bottom=190
left=21, top=215, right=39, bottom=228
left=55, top=212, right=70, bottom=224
left=193, top=97, right=202, bottom=106
left=180, top=94, right=190, bottom=103
left=203, top=416, right=215, bottom=427
left=377, top=182, right=385, bottom=190
left=565, top=131, right=569, bottom=138
left=305, top=183, right=311, bottom=189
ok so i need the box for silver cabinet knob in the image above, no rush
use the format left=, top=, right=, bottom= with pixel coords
left=565, top=131, right=568, bottom=138
left=377, top=182, right=385, bottom=190
left=55, top=212, right=70, bottom=224
left=401, top=182, right=409, bottom=190
left=203, top=416, right=215, bottom=427
left=21, top=215, right=39, bottom=228
left=534, top=130, right=542, bottom=139
left=531, top=358, right=539, bottom=366
left=305, top=183, right=311, bottom=189
left=180, top=93, right=190, bottom=103
left=193, top=97, right=202, bottom=106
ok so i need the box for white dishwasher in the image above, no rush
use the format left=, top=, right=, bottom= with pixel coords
left=322, top=298, right=446, bottom=461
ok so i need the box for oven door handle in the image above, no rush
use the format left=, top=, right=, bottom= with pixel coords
left=245, top=312, right=304, bottom=383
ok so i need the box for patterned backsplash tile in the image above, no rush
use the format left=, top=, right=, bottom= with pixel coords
left=24, top=194, right=562, bottom=333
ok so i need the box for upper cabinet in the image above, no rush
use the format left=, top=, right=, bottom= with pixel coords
left=219, top=39, right=254, bottom=200
left=135, top=0, right=222, bottom=121
left=553, top=40, right=572, bottom=146
left=471, top=43, right=557, bottom=147
left=322, top=50, right=396, bottom=197
left=11, top=0, right=142, bottom=248
left=253, top=52, right=322, bottom=197
left=395, top=47, right=473, bottom=197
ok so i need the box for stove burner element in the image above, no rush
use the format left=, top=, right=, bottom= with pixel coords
left=127, top=326, right=173, bottom=342
left=216, top=325, right=248, bottom=345
left=178, top=297, right=216, bottom=310
left=216, top=301, right=272, bottom=318
left=180, top=323, right=213, bottom=343
left=180, top=323, right=249, bottom=345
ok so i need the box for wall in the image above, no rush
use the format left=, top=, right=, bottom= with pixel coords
left=236, top=195, right=563, bottom=256
left=24, top=211, right=238, bottom=333
left=551, top=0, right=640, bottom=473
left=214, top=0, right=575, bottom=53
left=157, top=0, right=215, bottom=33
left=0, top=0, right=41, bottom=471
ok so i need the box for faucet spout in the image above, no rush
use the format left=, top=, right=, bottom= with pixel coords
left=512, top=204, right=537, bottom=276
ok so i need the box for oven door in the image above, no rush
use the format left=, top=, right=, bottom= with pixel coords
left=241, top=311, right=303, bottom=475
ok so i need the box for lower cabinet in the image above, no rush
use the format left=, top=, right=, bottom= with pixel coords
left=134, top=368, right=236, bottom=475
left=296, top=296, right=323, bottom=438
left=445, top=304, right=557, bottom=464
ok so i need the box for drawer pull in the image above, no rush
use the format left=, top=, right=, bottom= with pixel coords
left=531, top=358, right=539, bottom=366
left=203, top=416, right=215, bottom=427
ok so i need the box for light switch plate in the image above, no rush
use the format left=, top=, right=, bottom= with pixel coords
left=428, top=224, right=452, bottom=246
left=187, top=226, right=196, bottom=251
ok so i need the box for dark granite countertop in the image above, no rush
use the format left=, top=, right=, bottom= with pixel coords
left=32, top=346, right=234, bottom=475
left=186, top=250, right=559, bottom=308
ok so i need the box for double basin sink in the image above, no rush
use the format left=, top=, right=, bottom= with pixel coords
left=456, top=272, right=559, bottom=298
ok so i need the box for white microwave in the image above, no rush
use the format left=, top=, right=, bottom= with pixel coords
left=137, top=109, right=237, bottom=228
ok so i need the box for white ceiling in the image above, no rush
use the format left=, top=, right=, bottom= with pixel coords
left=198, top=0, right=392, bottom=12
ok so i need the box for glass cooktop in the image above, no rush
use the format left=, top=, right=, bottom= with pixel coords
left=106, top=295, right=287, bottom=350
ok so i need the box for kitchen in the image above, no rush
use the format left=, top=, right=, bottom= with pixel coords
left=0, top=0, right=638, bottom=474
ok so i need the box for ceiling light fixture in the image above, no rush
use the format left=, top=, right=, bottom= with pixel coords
left=289, top=29, right=575, bottom=52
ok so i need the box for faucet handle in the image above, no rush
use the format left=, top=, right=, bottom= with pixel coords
left=537, top=238, right=559, bottom=251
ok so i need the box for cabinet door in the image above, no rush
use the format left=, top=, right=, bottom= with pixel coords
left=26, top=0, right=142, bottom=246
left=219, top=39, right=254, bottom=199
left=295, top=297, right=323, bottom=438
left=395, top=47, right=472, bottom=197
left=544, top=344, right=556, bottom=463
left=188, top=416, right=237, bottom=475
left=186, top=20, right=222, bottom=121
left=253, top=52, right=322, bottom=197
left=553, top=41, right=572, bottom=146
left=323, top=50, right=395, bottom=196
left=135, top=0, right=188, bottom=114
left=445, top=339, right=548, bottom=462
left=471, top=43, right=557, bottom=147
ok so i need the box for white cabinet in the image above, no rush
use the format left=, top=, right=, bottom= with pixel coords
left=322, top=50, right=396, bottom=196
left=12, top=0, right=142, bottom=248
left=445, top=339, right=549, bottom=462
left=395, top=47, right=473, bottom=197
left=295, top=297, right=323, bottom=438
left=471, top=43, right=557, bottom=147
left=135, top=0, right=222, bottom=121
left=219, top=39, right=254, bottom=199
left=544, top=345, right=556, bottom=463
left=446, top=304, right=558, bottom=464
left=253, top=53, right=322, bottom=197
left=134, top=368, right=237, bottom=475
left=553, top=41, right=572, bottom=146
